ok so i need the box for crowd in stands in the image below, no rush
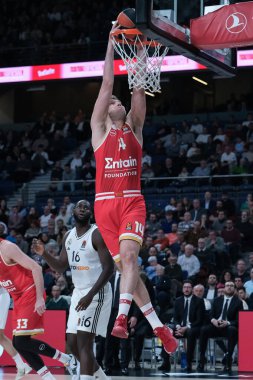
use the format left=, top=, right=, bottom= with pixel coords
left=0, top=109, right=92, bottom=189
left=141, top=113, right=253, bottom=188
left=0, top=0, right=133, bottom=49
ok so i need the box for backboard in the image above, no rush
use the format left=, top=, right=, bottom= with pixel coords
left=135, top=0, right=236, bottom=78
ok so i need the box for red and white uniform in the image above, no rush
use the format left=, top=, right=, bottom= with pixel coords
left=0, top=239, right=44, bottom=336
left=94, top=124, right=146, bottom=261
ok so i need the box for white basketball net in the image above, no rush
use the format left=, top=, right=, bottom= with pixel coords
left=111, top=31, right=169, bottom=93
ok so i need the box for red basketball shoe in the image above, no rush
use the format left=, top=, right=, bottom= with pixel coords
left=154, top=326, right=178, bottom=354
left=111, top=314, right=129, bottom=339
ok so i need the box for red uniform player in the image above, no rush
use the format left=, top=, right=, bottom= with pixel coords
left=0, top=238, right=75, bottom=379
left=91, top=21, right=177, bottom=355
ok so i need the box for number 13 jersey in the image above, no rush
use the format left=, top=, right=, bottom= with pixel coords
left=65, top=224, right=102, bottom=291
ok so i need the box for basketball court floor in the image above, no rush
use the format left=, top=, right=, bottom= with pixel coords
left=1, top=366, right=252, bottom=379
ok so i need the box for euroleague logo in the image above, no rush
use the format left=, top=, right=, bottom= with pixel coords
left=225, top=12, right=247, bottom=34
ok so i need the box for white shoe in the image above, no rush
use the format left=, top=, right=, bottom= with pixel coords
left=65, top=354, right=78, bottom=376
left=15, top=363, right=32, bottom=379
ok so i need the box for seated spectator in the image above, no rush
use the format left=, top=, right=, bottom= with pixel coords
left=234, top=276, right=244, bottom=291
left=49, top=161, right=63, bottom=192
left=217, top=270, right=234, bottom=288
left=194, top=238, right=216, bottom=270
left=190, top=198, right=207, bottom=222
left=24, top=220, right=41, bottom=242
left=39, top=206, right=53, bottom=233
left=236, top=210, right=253, bottom=252
left=243, top=268, right=253, bottom=296
left=142, top=149, right=152, bottom=167
left=14, top=152, right=32, bottom=182
left=80, top=161, right=96, bottom=188
left=160, top=211, right=175, bottom=233
left=205, top=230, right=228, bottom=273
left=59, top=163, right=76, bottom=192
left=164, top=252, right=183, bottom=283
left=186, top=142, right=201, bottom=159
left=220, top=145, right=237, bottom=174
left=145, top=212, right=161, bottom=238
left=153, top=228, right=170, bottom=252
left=184, top=221, right=208, bottom=247
left=202, top=191, right=216, bottom=215
left=233, top=259, right=250, bottom=283
left=193, top=284, right=211, bottom=321
left=167, top=223, right=179, bottom=246
left=204, top=274, right=218, bottom=303
left=8, top=206, right=25, bottom=232
left=145, top=256, right=159, bottom=281
left=55, top=205, right=70, bottom=227
left=211, top=210, right=227, bottom=234
left=46, top=285, right=69, bottom=311
left=177, top=244, right=200, bottom=278
left=196, top=127, right=211, bottom=144
left=26, top=206, right=40, bottom=226
left=197, top=281, right=243, bottom=375
left=221, top=220, right=241, bottom=264
left=69, top=149, right=83, bottom=171
left=15, top=232, right=29, bottom=255
left=172, top=280, right=205, bottom=373
left=164, top=198, right=177, bottom=213
left=237, top=286, right=250, bottom=310
left=178, top=212, right=194, bottom=233
left=177, top=166, right=189, bottom=184
left=213, top=127, right=226, bottom=143
left=152, top=265, right=173, bottom=315
left=56, top=275, right=71, bottom=296
left=190, top=117, right=204, bottom=135
left=141, top=162, right=155, bottom=180
left=31, top=144, right=53, bottom=174
left=191, top=160, right=210, bottom=178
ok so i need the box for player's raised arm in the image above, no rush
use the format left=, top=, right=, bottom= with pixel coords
left=128, top=44, right=146, bottom=138
left=31, top=234, right=69, bottom=273
left=91, top=23, right=119, bottom=143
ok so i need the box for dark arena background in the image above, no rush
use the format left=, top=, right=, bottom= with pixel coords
left=1, top=0, right=253, bottom=378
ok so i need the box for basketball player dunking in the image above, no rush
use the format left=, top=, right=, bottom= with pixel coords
left=0, top=239, right=74, bottom=380
left=90, top=21, right=177, bottom=354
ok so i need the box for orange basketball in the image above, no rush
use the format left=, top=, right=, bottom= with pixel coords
left=117, top=8, right=136, bottom=28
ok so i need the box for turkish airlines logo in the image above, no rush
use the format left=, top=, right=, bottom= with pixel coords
left=226, top=12, right=247, bottom=34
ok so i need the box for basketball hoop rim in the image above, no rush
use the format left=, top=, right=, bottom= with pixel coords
left=110, top=28, right=161, bottom=47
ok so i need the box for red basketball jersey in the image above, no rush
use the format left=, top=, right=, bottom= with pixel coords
left=94, top=124, right=142, bottom=194
left=0, top=239, right=34, bottom=299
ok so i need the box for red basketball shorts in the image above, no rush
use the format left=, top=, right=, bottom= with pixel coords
left=12, top=286, right=45, bottom=336
left=94, top=194, right=146, bottom=262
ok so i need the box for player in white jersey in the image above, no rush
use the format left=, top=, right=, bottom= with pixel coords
left=0, top=286, right=32, bottom=379
left=32, top=200, right=114, bottom=380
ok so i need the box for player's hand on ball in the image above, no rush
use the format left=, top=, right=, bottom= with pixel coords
left=31, top=239, right=45, bottom=256
left=75, top=293, right=93, bottom=311
left=35, top=298, right=46, bottom=316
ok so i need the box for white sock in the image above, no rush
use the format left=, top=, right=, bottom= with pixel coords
left=117, top=293, right=133, bottom=316
left=37, top=366, right=56, bottom=379
left=12, top=352, right=25, bottom=368
left=80, top=376, right=94, bottom=380
left=53, top=349, right=70, bottom=364
left=140, top=302, right=163, bottom=329
left=94, top=366, right=108, bottom=380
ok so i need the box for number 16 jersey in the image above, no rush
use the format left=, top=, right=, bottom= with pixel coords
left=65, top=224, right=102, bottom=291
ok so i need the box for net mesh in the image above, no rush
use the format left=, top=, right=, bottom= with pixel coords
left=111, top=31, right=169, bottom=93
